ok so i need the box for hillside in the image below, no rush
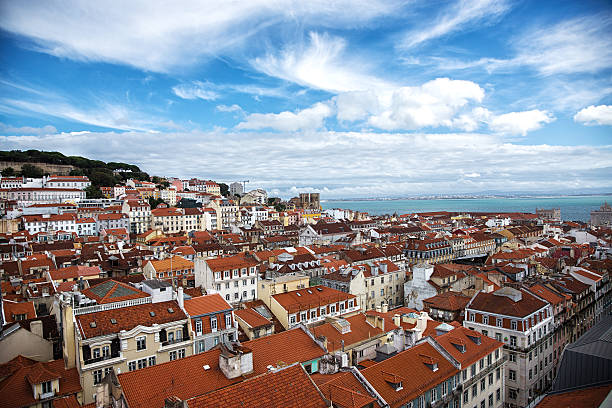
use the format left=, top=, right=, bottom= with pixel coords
left=0, top=150, right=151, bottom=197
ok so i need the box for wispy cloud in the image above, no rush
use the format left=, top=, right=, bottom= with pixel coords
left=172, top=81, right=219, bottom=101
left=0, top=123, right=57, bottom=135
left=251, top=31, right=393, bottom=93
left=400, top=0, right=511, bottom=49
left=0, top=0, right=402, bottom=73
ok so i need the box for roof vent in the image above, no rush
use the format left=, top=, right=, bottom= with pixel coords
left=89, top=321, right=97, bottom=328
left=149, top=311, right=156, bottom=317
left=203, top=365, right=210, bottom=371
left=168, top=307, right=174, bottom=313
left=307, top=290, right=312, bottom=294
left=296, top=292, right=301, bottom=297
left=110, top=318, right=117, bottom=324
left=316, top=287, right=323, bottom=291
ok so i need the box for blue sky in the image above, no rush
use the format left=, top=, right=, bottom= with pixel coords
left=0, top=0, right=611, bottom=198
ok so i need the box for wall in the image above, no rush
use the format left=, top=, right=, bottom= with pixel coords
left=0, top=327, right=54, bottom=363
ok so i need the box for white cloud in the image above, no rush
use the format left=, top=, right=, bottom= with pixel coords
left=236, top=102, right=332, bottom=132
left=3, top=128, right=611, bottom=198
left=216, top=104, right=243, bottom=113
left=0, top=123, right=57, bottom=135
left=488, top=110, right=555, bottom=136
left=0, top=1, right=401, bottom=72
left=172, top=82, right=219, bottom=101
left=574, top=105, right=612, bottom=126
left=364, top=78, right=485, bottom=130
left=400, top=0, right=511, bottom=48
left=251, top=31, right=392, bottom=93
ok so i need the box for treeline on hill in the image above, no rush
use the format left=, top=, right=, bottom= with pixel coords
left=0, top=150, right=151, bottom=198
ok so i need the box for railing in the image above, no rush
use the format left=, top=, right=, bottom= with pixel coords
left=74, top=297, right=152, bottom=315
left=431, top=387, right=462, bottom=408
left=84, top=353, right=121, bottom=365
left=161, top=336, right=191, bottom=347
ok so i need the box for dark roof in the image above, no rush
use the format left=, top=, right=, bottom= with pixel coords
left=551, top=312, right=612, bottom=393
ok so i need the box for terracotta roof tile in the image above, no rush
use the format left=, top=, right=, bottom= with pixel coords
left=2, top=300, right=36, bottom=323
left=76, top=300, right=186, bottom=339
left=436, top=326, right=503, bottom=367
left=536, top=384, right=612, bottom=408
left=81, top=279, right=150, bottom=304
left=183, top=294, right=232, bottom=316
left=467, top=288, right=549, bottom=318
left=187, top=363, right=327, bottom=408
left=312, top=313, right=385, bottom=352
left=234, top=308, right=272, bottom=329
left=272, top=285, right=356, bottom=313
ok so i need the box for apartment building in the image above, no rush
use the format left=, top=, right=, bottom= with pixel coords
left=72, top=300, right=190, bottom=404
left=143, top=256, right=194, bottom=287
left=194, top=254, right=259, bottom=305
left=464, top=287, right=555, bottom=407
left=8, top=187, right=86, bottom=206
left=151, top=207, right=209, bottom=234
left=405, top=237, right=453, bottom=265
left=45, top=175, right=91, bottom=189
left=268, top=285, right=359, bottom=329
left=182, top=293, right=238, bottom=354
left=121, top=200, right=151, bottom=235
left=97, top=212, right=129, bottom=232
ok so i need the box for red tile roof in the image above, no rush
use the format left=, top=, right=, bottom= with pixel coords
left=317, top=370, right=377, bottom=408
left=536, top=384, right=612, bottom=408
left=75, top=300, right=186, bottom=339
left=81, top=279, right=150, bottom=304
left=205, top=254, right=258, bottom=272
left=0, top=357, right=82, bottom=408
left=272, top=285, right=356, bottom=313
left=118, top=328, right=326, bottom=408
left=423, top=291, right=471, bottom=312
left=312, top=314, right=386, bottom=352
left=187, top=363, right=327, bottom=408
left=2, top=300, right=36, bottom=323
left=183, top=294, right=232, bottom=317
left=467, top=288, right=549, bottom=318
left=436, top=326, right=503, bottom=367
left=49, top=265, right=101, bottom=281
left=361, top=340, right=459, bottom=407
left=234, top=308, right=272, bottom=329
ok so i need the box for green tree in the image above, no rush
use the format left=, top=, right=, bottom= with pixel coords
left=20, top=164, right=44, bottom=178
left=1, top=167, right=15, bottom=177
left=219, top=183, right=229, bottom=197
left=85, top=185, right=103, bottom=199
left=148, top=197, right=165, bottom=209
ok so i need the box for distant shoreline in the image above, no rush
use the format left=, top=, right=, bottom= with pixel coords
left=322, top=193, right=612, bottom=203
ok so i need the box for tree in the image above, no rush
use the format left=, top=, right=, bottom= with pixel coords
left=219, top=183, right=229, bottom=197
left=20, top=164, right=44, bottom=178
left=85, top=185, right=103, bottom=199
left=148, top=197, right=165, bottom=209
left=69, top=169, right=85, bottom=176
left=1, top=167, right=15, bottom=177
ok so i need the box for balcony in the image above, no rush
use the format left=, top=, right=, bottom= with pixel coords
left=159, top=336, right=191, bottom=351
left=461, top=355, right=507, bottom=389
left=83, top=353, right=124, bottom=368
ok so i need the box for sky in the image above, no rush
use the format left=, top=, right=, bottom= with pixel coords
left=0, top=0, right=611, bottom=199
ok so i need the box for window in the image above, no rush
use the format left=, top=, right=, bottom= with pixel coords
left=225, top=314, right=232, bottom=327
left=488, top=373, right=493, bottom=385
left=472, top=385, right=478, bottom=397
left=102, top=345, right=110, bottom=357
left=529, top=351, right=533, bottom=361
left=243, top=290, right=247, bottom=298
left=196, top=320, right=202, bottom=334
left=509, top=352, right=516, bottom=362
left=487, top=353, right=492, bottom=365
left=480, top=379, right=485, bottom=391
left=136, top=336, right=146, bottom=351
left=529, top=369, right=533, bottom=380
left=511, top=320, right=518, bottom=330
left=509, top=370, right=516, bottom=381
left=483, top=315, right=489, bottom=324
left=496, top=318, right=502, bottom=327
left=495, top=349, right=499, bottom=359
left=148, top=356, right=156, bottom=366
left=178, top=349, right=185, bottom=358
left=93, top=348, right=101, bottom=358
left=234, top=293, right=239, bottom=300
left=290, top=315, right=296, bottom=324
left=488, top=394, right=493, bottom=407
left=224, top=271, right=230, bottom=278
left=495, top=332, right=502, bottom=341
left=93, top=370, right=103, bottom=384
left=431, top=388, right=437, bottom=403
left=510, top=336, right=517, bottom=346
left=509, top=389, right=518, bottom=400
left=137, top=358, right=147, bottom=369
left=482, top=329, right=488, bottom=337
left=234, top=281, right=239, bottom=288
left=463, top=390, right=469, bottom=403
left=471, top=364, right=476, bottom=377
left=211, top=317, right=217, bottom=331
left=442, top=380, right=448, bottom=395
left=170, top=351, right=178, bottom=361
left=225, top=294, right=230, bottom=301
left=331, top=305, right=336, bottom=313
left=469, top=313, right=475, bottom=322
left=496, top=388, right=500, bottom=401
left=496, top=367, right=500, bottom=380
left=42, top=380, right=53, bottom=394
left=310, top=310, right=316, bottom=319
left=128, top=361, right=137, bottom=371
left=480, top=359, right=484, bottom=370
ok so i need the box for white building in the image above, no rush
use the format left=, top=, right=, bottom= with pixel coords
left=44, top=175, right=91, bottom=190
left=404, top=262, right=437, bottom=310
left=9, top=188, right=86, bottom=206
left=229, top=182, right=243, bottom=196
left=464, top=287, right=555, bottom=407
left=194, top=254, right=259, bottom=305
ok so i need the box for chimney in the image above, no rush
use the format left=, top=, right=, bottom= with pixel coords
left=219, top=342, right=254, bottom=379
left=381, top=302, right=388, bottom=313
left=393, top=314, right=401, bottom=327
left=30, top=320, right=43, bottom=338
left=177, top=286, right=184, bottom=310
left=164, top=396, right=185, bottom=408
